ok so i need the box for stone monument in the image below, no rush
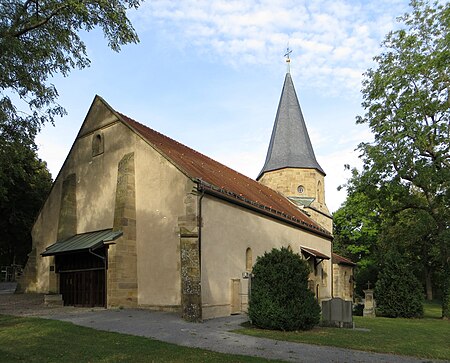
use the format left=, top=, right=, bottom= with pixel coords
left=322, top=298, right=354, bottom=328
left=363, top=281, right=376, bottom=317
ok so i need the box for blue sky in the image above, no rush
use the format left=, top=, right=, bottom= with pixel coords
left=36, top=0, right=411, bottom=212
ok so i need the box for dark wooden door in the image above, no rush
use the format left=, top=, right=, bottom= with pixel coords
left=60, top=269, right=105, bottom=307
left=56, top=249, right=106, bottom=307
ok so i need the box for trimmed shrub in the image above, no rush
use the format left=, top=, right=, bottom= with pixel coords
left=248, top=247, right=320, bottom=331
left=375, top=251, right=424, bottom=318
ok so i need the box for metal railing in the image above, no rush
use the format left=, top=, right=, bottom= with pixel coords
left=0, top=265, right=23, bottom=282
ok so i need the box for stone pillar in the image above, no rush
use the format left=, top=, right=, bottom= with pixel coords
left=46, top=173, right=78, bottom=293
left=363, top=289, right=376, bottom=317
left=108, top=153, right=138, bottom=307
left=16, top=248, right=37, bottom=292
left=178, top=193, right=202, bottom=322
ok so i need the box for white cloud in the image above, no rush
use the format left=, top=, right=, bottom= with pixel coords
left=132, top=0, right=409, bottom=96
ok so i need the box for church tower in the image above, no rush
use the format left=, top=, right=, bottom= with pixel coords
left=257, top=56, right=332, bottom=232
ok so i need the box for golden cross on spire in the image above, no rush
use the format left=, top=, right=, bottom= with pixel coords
left=284, top=46, right=292, bottom=61
left=284, top=46, right=292, bottom=73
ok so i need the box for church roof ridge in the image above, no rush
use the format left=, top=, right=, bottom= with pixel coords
left=257, top=72, right=325, bottom=179
left=115, top=110, right=331, bottom=238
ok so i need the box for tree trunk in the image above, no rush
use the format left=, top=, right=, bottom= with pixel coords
left=425, top=268, right=433, bottom=301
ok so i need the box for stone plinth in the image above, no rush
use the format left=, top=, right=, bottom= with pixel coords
left=44, top=294, right=63, bottom=306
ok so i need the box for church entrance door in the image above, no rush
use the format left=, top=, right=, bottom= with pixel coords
left=56, top=248, right=107, bottom=307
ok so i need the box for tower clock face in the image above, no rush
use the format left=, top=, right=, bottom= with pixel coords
left=297, top=185, right=304, bottom=194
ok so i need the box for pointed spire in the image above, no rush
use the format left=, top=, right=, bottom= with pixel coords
left=257, top=70, right=325, bottom=180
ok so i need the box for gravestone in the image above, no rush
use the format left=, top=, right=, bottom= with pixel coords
left=363, top=282, right=376, bottom=317
left=322, top=298, right=354, bottom=328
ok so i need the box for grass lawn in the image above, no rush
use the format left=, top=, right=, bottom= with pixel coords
left=0, top=315, right=280, bottom=363
left=236, top=301, right=450, bottom=361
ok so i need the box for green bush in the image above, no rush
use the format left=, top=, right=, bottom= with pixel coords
left=375, top=251, right=424, bottom=318
left=248, top=247, right=320, bottom=331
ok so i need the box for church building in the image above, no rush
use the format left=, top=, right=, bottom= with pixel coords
left=20, top=61, right=335, bottom=321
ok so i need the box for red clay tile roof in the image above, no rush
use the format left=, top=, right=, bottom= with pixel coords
left=332, top=253, right=356, bottom=266
left=118, top=112, right=331, bottom=238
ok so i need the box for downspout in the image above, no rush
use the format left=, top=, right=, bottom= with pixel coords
left=198, top=182, right=205, bottom=320
left=330, top=238, right=334, bottom=299
left=197, top=184, right=205, bottom=269
left=89, top=248, right=106, bottom=263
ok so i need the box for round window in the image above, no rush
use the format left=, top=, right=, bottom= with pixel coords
left=297, top=185, right=304, bottom=194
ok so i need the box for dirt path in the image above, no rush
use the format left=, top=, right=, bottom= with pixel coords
left=0, top=288, right=104, bottom=317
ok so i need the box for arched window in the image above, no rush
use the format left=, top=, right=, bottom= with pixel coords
left=287, top=245, right=293, bottom=252
left=92, top=133, right=104, bottom=156
left=246, top=247, right=252, bottom=272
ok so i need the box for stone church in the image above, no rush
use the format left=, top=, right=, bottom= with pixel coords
left=20, top=65, right=338, bottom=321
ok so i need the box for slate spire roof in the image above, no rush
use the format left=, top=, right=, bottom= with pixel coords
left=257, top=72, right=325, bottom=179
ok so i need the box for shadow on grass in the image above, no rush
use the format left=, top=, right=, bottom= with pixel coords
left=0, top=315, right=277, bottom=363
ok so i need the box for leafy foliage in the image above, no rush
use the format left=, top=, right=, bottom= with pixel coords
left=353, top=0, right=450, bottom=318
left=333, top=176, right=381, bottom=297
left=0, top=0, right=141, bottom=143
left=248, top=247, right=320, bottom=331
left=375, top=251, right=424, bottom=318
left=0, top=140, right=52, bottom=265
left=0, top=0, right=141, bottom=267
left=334, top=170, right=442, bottom=300
left=333, top=182, right=380, bottom=263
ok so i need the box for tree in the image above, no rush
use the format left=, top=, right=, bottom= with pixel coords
left=333, top=171, right=382, bottom=297
left=0, top=0, right=141, bottom=268
left=375, top=251, right=424, bottom=318
left=248, top=247, right=320, bottom=331
left=0, top=140, right=52, bottom=266
left=335, top=168, right=441, bottom=300
left=356, top=0, right=450, bottom=318
left=378, top=207, right=440, bottom=301
left=0, top=0, right=141, bottom=144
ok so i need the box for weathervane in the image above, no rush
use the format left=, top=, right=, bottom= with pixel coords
left=284, top=45, right=292, bottom=73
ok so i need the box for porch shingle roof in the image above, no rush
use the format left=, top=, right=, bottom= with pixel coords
left=41, top=229, right=123, bottom=256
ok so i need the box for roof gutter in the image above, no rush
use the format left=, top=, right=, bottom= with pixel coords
left=196, top=181, right=332, bottom=240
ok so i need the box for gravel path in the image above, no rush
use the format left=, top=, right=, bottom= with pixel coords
left=0, top=289, right=446, bottom=363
